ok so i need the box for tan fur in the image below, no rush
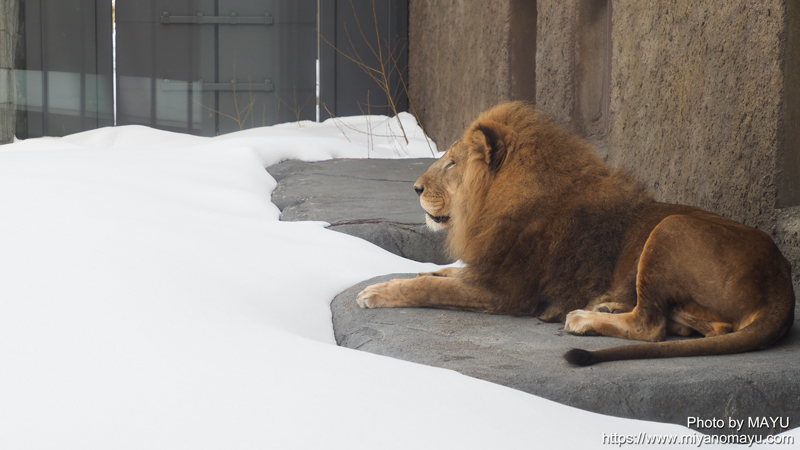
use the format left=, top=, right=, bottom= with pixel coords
left=356, top=101, right=795, bottom=365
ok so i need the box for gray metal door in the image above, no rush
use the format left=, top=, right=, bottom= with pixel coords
left=115, top=0, right=317, bottom=136
left=14, top=0, right=113, bottom=138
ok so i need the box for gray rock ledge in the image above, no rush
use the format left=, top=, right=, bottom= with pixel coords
left=267, top=158, right=451, bottom=264
left=333, top=274, right=800, bottom=437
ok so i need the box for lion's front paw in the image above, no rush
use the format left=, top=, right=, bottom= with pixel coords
left=564, top=310, right=600, bottom=336
left=356, top=281, right=404, bottom=308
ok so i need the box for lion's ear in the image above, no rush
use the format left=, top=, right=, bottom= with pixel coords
left=476, top=121, right=513, bottom=171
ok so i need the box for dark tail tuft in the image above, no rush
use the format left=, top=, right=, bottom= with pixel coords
left=563, top=348, right=597, bottom=366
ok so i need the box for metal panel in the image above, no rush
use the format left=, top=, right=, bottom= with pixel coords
left=216, top=0, right=316, bottom=134
left=319, top=0, right=408, bottom=119
left=15, top=0, right=113, bottom=138
left=116, top=0, right=407, bottom=135
left=115, top=0, right=212, bottom=134
left=116, top=0, right=316, bottom=136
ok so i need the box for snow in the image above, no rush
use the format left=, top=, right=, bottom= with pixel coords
left=0, top=114, right=794, bottom=449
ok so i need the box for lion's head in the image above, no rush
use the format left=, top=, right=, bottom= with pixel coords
left=414, top=111, right=517, bottom=232
left=413, top=140, right=466, bottom=231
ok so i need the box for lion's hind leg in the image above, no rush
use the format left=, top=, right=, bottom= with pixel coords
left=668, top=308, right=734, bottom=337
left=564, top=307, right=667, bottom=342
left=666, top=320, right=695, bottom=337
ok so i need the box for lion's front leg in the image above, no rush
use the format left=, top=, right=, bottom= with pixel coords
left=356, top=275, right=496, bottom=312
left=417, top=266, right=463, bottom=278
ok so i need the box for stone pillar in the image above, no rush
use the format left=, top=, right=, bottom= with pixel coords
left=778, top=1, right=800, bottom=295
left=408, top=0, right=536, bottom=151
left=608, top=1, right=785, bottom=232
left=0, top=0, right=18, bottom=144
left=536, top=0, right=611, bottom=157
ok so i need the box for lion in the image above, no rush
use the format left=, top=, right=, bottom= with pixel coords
left=356, top=101, right=795, bottom=365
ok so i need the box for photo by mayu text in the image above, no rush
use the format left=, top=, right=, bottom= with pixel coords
left=687, top=416, right=790, bottom=433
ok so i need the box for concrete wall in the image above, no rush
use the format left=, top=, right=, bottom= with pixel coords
left=536, top=0, right=611, bottom=156
left=607, top=1, right=785, bottom=231
left=409, top=0, right=800, bottom=294
left=408, top=0, right=536, bottom=149
left=0, top=0, right=18, bottom=144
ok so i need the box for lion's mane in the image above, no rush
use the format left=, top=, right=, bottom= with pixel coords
left=447, top=102, right=653, bottom=320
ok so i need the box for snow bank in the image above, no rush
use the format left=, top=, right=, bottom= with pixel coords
left=0, top=117, right=792, bottom=449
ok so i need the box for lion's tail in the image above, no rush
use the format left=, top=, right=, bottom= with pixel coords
left=563, top=298, right=795, bottom=366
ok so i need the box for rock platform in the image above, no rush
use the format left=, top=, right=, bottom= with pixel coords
left=268, top=158, right=800, bottom=436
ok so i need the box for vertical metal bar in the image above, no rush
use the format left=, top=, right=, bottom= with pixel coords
left=213, top=0, right=219, bottom=135
left=149, top=0, right=156, bottom=127
left=39, top=0, right=47, bottom=135
left=187, top=3, right=194, bottom=132
left=79, top=0, right=87, bottom=130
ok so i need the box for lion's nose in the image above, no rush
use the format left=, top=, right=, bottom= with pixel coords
left=414, top=185, right=424, bottom=196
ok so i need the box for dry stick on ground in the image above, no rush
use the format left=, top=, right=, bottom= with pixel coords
left=321, top=100, right=419, bottom=142
left=320, top=103, right=352, bottom=142
left=320, top=111, right=431, bottom=159
left=362, top=90, right=375, bottom=156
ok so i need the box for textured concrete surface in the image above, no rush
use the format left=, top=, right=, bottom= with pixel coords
left=536, top=0, right=611, bottom=158
left=777, top=207, right=800, bottom=296
left=334, top=274, right=800, bottom=437
left=608, top=1, right=785, bottom=232
left=535, top=1, right=578, bottom=127
left=267, top=158, right=451, bottom=264
left=782, top=1, right=800, bottom=208
left=605, top=1, right=800, bottom=295
left=408, top=0, right=536, bottom=151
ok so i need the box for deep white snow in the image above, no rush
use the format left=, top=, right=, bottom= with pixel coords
left=1, top=114, right=795, bottom=449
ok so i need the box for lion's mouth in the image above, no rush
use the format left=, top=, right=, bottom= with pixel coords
left=426, top=212, right=450, bottom=224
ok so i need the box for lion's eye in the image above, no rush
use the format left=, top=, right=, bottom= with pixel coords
left=445, top=160, right=455, bottom=170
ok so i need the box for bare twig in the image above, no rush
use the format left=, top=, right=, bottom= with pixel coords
left=277, top=86, right=313, bottom=127
left=193, top=53, right=258, bottom=131
left=316, top=0, right=427, bottom=153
